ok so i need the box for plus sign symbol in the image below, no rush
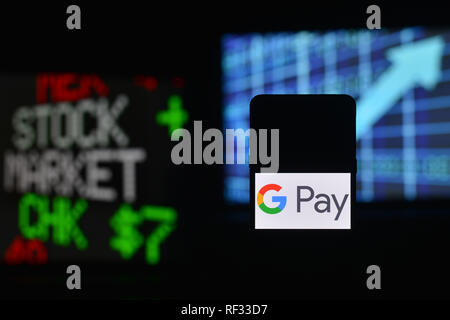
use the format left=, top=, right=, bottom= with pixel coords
left=156, top=94, right=189, bottom=138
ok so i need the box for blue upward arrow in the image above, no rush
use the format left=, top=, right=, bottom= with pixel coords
left=356, top=36, right=445, bottom=140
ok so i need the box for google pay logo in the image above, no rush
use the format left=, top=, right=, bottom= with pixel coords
left=255, top=173, right=351, bottom=229
left=257, top=184, right=287, bottom=214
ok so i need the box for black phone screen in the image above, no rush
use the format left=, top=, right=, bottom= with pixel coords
left=250, top=94, right=356, bottom=230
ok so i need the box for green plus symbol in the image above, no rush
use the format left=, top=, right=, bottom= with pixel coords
left=156, top=94, right=189, bottom=138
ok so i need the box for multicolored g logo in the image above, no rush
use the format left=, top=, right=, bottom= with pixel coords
left=257, top=184, right=287, bottom=214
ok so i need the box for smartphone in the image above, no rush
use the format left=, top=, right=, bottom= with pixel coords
left=250, top=94, right=356, bottom=230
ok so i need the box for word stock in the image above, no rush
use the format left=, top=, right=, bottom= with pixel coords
left=2, top=73, right=181, bottom=265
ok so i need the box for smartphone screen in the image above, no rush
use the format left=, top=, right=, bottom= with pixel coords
left=250, top=94, right=356, bottom=230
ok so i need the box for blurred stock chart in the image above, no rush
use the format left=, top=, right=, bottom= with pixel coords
left=223, top=27, right=450, bottom=203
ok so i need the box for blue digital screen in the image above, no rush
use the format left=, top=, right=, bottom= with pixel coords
left=222, top=27, right=450, bottom=203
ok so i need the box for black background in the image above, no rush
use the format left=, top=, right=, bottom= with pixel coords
left=0, top=1, right=450, bottom=301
